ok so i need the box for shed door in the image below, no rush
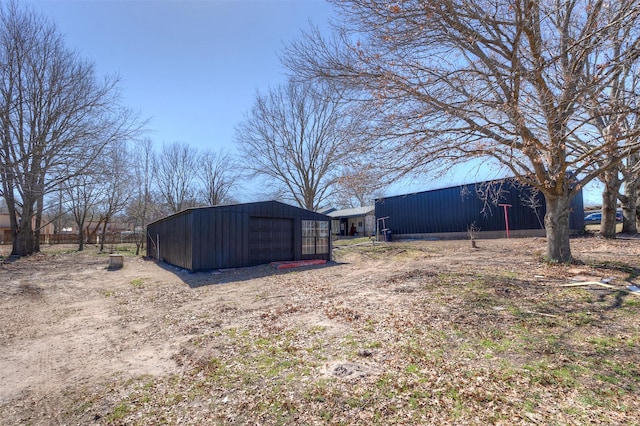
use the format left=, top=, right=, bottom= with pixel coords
left=249, top=217, right=294, bottom=265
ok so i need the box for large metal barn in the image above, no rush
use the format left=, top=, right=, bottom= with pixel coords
left=375, top=179, right=585, bottom=240
left=147, top=201, right=332, bottom=271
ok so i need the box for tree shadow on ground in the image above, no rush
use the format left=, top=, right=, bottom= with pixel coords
left=153, top=259, right=344, bottom=288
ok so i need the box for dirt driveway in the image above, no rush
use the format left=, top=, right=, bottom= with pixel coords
left=1, top=237, right=639, bottom=425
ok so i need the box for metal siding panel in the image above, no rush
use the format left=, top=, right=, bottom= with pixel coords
left=192, top=210, right=200, bottom=270
left=230, top=212, right=239, bottom=267
left=435, top=190, right=445, bottom=231
left=234, top=213, right=244, bottom=266
left=242, top=213, right=250, bottom=266
left=206, top=209, right=216, bottom=269
left=199, top=209, right=216, bottom=270
left=222, top=211, right=231, bottom=267
left=293, top=218, right=301, bottom=261
left=186, top=214, right=194, bottom=269
left=225, top=211, right=234, bottom=267
left=569, top=190, right=584, bottom=229
left=191, top=211, right=201, bottom=270
left=431, top=191, right=441, bottom=232
left=214, top=210, right=223, bottom=268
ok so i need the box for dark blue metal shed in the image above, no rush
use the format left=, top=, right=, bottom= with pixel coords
left=375, top=179, right=584, bottom=239
left=147, top=201, right=332, bottom=271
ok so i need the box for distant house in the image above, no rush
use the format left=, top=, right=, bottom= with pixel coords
left=0, top=214, right=11, bottom=245
left=375, top=179, right=584, bottom=240
left=147, top=201, right=332, bottom=272
left=0, top=213, right=55, bottom=245
left=327, top=206, right=375, bottom=237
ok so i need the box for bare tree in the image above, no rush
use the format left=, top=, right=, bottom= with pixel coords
left=285, top=0, right=640, bottom=262
left=235, top=79, right=353, bottom=211
left=95, top=140, right=134, bottom=252
left=616, top=67, right=640, bottom=234
left=47, top=187, right=73, bottom=236
left=198, top=150, right=239, bottom=206
left=62, top=172, right=103, bottom=251
left=579, top=33, right=640, bottom=237
left=333, top=164, right=387, bottom=208
left=127, top=139, right=155, bottom=255
left=153, top=141, right=199, bottom=213
left=620, top=153, right=640, bottom=234
left=0, top=2, right=142, bottom=256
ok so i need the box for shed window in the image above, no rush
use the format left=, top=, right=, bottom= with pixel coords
left=302, top=220, right=329, bottom=255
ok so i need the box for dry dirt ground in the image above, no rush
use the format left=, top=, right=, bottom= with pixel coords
left=0, top=237, right=639, bottom=425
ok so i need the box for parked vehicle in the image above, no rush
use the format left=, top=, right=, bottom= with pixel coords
left=584, top=211, right=622, bottom=224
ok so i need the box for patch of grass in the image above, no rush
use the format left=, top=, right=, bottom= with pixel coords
left=524, top=363, right=584, bottom=388
left=332, top=237, right=375, bottom=247
left=405, top=364, right=419, bottom=374
left=363, top=318, right=376, bottom=332
left=365, top=340, right=382, bottom=349
left=303, top=378, right=337, bottom=403
left=479, top=336, right=513, bottom=354
left=567, top=311, right=596, bottom=325
left=72, top=401, right=93, bottom=416
left=102, top=245, right=139, bottom=256
left=587, top=336, right=616, bottom=353
left=45, top=247, right=79, bottom=255
left=130, top=278, right=145, bottom=288
left=104, top=403, right=130, bottom=422
left=342, top=334, right=359, bottom=347
left=623, top=297, right=640, bottom=307
left=308, top=325, right=327, bottom=334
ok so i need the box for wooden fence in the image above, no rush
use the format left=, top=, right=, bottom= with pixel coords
left=1, top=233, right=141, bottom=245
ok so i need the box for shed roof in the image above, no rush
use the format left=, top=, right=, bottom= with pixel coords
left=327, top=205, right=375, bottom=219
left=147, top=200, right=330, bottom=227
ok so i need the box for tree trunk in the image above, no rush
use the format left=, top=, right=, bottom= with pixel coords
left=13, top=225, right=37, bottom=257
left=599, top=169, right=621, bottom=238
left=544, top=195, right=572, bottom=263
left=600, top=188, right=620, bottom=239
left=3, top=179, right=20, bottom=255
left=77, top=227, right=85, bottom=252
left=637, top=192, right=640, bottom=231
left=34, top=199, right=42, bottom=252
left=99, top=214, right=111, bottom=253
left=12, top=202, right=37, bottom=256
left=621, top=177, right=638, bottom=234
left=99, top=227, right=107, bottom=252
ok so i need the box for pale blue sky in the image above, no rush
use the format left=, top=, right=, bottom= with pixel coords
left=29, top=0, right=333, bottom=154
